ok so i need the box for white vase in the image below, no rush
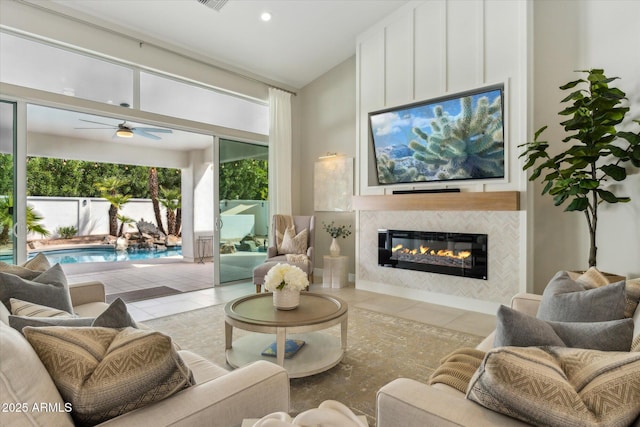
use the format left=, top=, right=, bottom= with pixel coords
left=329, top=238, right=341, bottom=257
left=273, top=288, right=300, bottom=310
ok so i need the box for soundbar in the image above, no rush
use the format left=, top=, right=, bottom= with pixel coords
left=392, top=188, right=460, bottom=195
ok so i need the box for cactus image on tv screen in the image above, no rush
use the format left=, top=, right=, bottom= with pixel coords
left=369, top=84, right=504, bottom=185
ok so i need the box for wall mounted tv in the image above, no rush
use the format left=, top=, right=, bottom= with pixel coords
left=369, top=84, right=505, bottom=186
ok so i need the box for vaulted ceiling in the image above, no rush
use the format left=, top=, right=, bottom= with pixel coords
left=46, top=0, right=409, bottom=89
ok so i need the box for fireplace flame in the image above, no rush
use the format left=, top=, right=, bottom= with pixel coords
left=392, top=245, right=471, bottom=260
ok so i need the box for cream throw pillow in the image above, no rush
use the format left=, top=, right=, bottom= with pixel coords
left=24, top=326, right=194, bottom=426
left=280, top=226, right=308, bottom=255
left=467, top=346, right=640, bottom=427
left=10, top=298, right=73, bottom=318
left=0, top=253, right=51, bottom=279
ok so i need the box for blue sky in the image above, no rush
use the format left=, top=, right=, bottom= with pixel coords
left=370, top=89, right=502, bottom=148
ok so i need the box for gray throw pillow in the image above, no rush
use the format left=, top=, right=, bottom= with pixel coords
left=495, top=305, right=634, bottom=351
left=8, top=298, right=137, bottom=333
left=537, top=270, right=626, bottom=322
left=92, top=298, right=138, bottom=329
left=0, top=264, right=73, bottom=314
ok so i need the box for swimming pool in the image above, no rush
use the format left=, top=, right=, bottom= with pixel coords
left=28, top=246, right=183, bottom=264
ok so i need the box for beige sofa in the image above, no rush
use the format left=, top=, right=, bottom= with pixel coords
left=376, top=292, right=640, bottom=427
left=1, top=281, right=290, bottom=427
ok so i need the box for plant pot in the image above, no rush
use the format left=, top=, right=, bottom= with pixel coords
left=273, top=288, right=300, bottom=310
left=329, top=238, right=341, bottom=257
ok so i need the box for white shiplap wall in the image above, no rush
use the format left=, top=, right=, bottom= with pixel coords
left=354, top=0, right=530, bottom=314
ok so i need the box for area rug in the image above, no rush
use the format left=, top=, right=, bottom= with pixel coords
left=145, top=303, right=483, bottom=425
left=106, top=286, right=181, bottom=303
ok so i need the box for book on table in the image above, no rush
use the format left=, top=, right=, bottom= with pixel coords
left=261, top=339, right=305, bottom=359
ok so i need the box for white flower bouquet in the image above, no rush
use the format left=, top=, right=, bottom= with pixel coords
left=264, top=263, right=309, bottom=292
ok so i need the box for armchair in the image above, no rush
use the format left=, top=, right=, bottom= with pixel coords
left=253, top=215, right=315, bottom=292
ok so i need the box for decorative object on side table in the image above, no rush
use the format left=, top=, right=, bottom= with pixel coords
left=264, top=263, right=309, bottom=310
left=519, top=69, right=640, bottom=268
left=252, top=400, right=368, bottom=427
left=322, top=221, right=352, bottom=257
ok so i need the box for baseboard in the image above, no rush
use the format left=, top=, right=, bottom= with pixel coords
left=355, top=279, right=500, bottom=315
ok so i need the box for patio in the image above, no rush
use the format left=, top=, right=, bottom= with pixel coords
left=62, top=257, right=255, bottom=322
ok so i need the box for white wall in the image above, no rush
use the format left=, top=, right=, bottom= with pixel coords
left=357, top=0, right=529, bottom=196
left=532, top=0, right=640, bottom=287
left=353, top=0, right=529, bottom=312
left=298, top=57, right=357, bottom=273
left=26, top=196, right=167, bottom=240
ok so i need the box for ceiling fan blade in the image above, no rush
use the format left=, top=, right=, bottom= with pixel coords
left=132, top=128, right=162, bottom=140
left=74, top=127, right=115, bottom=130
left=133, top=127, right=173, bottom=133
left=79, top=119, right=117, bottom=128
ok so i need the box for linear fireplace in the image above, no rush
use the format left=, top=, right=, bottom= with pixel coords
left=378, top=230, right=488, bottom=280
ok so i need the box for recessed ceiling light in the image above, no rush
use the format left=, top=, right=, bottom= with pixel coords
left=261, top=11, right=272, bottom=22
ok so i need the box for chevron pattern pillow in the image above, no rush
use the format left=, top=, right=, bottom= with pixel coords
left=467, top=346, right=640, bottom=427
left=280, top=226, right=308, bottom=255
left=23, top=326, right=194, bottom=425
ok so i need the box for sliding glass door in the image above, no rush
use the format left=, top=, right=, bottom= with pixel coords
left=0, top=100, right=17, bottom=264
left=217, top=139, right=269, bottom=283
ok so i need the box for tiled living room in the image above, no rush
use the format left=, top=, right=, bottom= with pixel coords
left=1, top=1, right=640, bottom=427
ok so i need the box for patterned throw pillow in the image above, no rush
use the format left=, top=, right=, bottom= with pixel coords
left=279, top=226, right=308, bottom=255
left=23, top=326, right=194, bottom=426
left=10, top=298, right=73, bottom=318
left=0, top=264, right=73, bottom=313
left=467, top=346, right=640, bottom=427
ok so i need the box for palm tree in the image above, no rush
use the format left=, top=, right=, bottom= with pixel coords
left=94, top=177, right=129, bottom=236
left=0, top=196, right=12, bottom=244
left=116, top=214, right=135, bottom=237
left=0, top=196, right=50, bottom=243
left=148, top=167, right=166, bottom=235
left=159, top=187, right=181, bottom=236
left=26, top=204, right=51, bottom=239
left=103, top=193, right=131, bottom=236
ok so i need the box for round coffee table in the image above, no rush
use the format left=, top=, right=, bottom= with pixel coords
left=224, top=292, right=348, bottom=378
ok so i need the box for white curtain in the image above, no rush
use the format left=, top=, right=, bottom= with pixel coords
left=268, top=87, right=292, bottom=216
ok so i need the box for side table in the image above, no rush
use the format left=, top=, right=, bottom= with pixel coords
left=323, top=255, right=349, bottom=288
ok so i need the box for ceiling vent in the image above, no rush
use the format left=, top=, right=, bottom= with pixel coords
left=196, top=0, right=228, bottom=11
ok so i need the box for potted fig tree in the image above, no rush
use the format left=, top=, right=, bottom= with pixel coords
left=520, top=69, right=640, bottom=267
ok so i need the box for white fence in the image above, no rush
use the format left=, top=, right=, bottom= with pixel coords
left=26, top=197, right=269, bottom=241
left=26, top=197, right=168, bottom=240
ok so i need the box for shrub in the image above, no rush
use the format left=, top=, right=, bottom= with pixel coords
left=57, top=225, right=78, bottom=239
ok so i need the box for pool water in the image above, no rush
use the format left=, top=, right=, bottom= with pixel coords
left=28, top=247, right=183, bottom=264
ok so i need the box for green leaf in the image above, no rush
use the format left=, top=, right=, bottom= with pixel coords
left=617, top=131, right=640, bottom=145
left=560, top=90, right=585, bottom=103
left=566, top=197, right=589, bottom=211
left=559, top=79, right=585, bottom=90
left=579, top=179, right=599, bottom=190
left=533, top=126, right=548, bottom=140
left=600, top=164, right=627, bottom=181
left=597, top=189, right=620, bottom=203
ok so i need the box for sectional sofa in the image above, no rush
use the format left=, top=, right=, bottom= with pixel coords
left=1, top=280, right=290, bottom=427
left=377, top=272, right=640, bottom=427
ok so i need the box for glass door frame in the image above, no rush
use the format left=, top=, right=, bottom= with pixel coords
left=214, top=138, right=269, bottom=286
left=1, top=98, right=27, bottom=264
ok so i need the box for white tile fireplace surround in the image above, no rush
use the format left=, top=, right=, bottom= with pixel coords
left=357, top=210, right=524, bottom=315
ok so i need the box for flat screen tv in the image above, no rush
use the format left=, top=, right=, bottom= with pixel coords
left=369, top=84, right=505, bottom=185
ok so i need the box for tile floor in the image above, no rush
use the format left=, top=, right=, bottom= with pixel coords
left=63, top=258, right=497, bottom=336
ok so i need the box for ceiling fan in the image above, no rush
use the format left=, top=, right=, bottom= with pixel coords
left=75, top=119, right=173, bottom=140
